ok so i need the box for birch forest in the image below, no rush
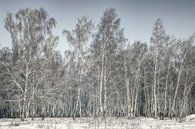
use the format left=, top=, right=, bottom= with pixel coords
left=0, top=8, right=195, bottom=121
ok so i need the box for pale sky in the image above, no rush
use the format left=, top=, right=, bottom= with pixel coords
left=0, top=0, right=195, bottom=53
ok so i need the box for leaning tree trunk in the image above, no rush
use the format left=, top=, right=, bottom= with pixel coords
left=172, top=67, right=182, bottom=117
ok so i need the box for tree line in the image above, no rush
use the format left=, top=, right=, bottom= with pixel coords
left=0, top=8, right=195, bottom=121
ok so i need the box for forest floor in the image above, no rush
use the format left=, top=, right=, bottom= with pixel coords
left=0, top=116, right=195, bottom=129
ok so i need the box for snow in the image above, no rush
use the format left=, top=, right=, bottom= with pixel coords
left=183, top=114, right=195, bottom=123
left=0, top=117, right=195, bottom=129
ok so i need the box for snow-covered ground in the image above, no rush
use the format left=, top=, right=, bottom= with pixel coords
left=0, top=116, right=195, bottom=129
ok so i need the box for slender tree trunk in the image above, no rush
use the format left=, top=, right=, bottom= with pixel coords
left=153, top=54, right=158, bottom=118
left=124, top=58, right=131, bottom=118
left=74, top=85, right=81, bottom=118
left=180, top=73, right=188, bottom=117
left=164, top=60, right=171, bottom=115
left=99, top=57, right=104, bottom=118
left=21, top=86, right=27, bottom=120
left=126, top=78, right=131, bottom=118
left=172, top=67, right=182, bottom=117
left=103, top=64, right=107, bottom=118
left=134, top=61, right=141, bottom=117
left=99, top=41, right=106, bottom=119
left=21, top=65, right=29, bottom=121
left=32, top=97, right=34, bottom=120
left=32, top=72, right=35, bottom=120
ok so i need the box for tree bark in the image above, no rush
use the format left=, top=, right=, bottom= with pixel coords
left=164, top=60, right=171, bottom=115
left=124, top=58, right=131, bottom=118
left=172, top=66, right=182, bottom=116
left=153, top=54, right=158, bottom=118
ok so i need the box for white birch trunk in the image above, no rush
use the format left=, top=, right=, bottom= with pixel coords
left=172, top=66, right=182, bottom=116
left=124, top=58, right=131, bottom=118
left=164, top=60, right=171, bottom=115
left=153, top=53, right=158, bottom=118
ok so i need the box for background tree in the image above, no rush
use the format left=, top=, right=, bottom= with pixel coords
left=149, top=19, right=170, bottom=118
left=63, top=16, right=94, bottom=119
left=3, top=8, right=57, bottom=121
left=91, top=8, right=126, bottom=119
left=0, top=7, right=194, bottom=121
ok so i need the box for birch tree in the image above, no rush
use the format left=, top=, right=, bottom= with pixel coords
left=150, top=19, right=169, bottom=118
left=91, top=8, right=126, bottom=119
left=123, top=41, right=147, bottom=118
left=63, top=16, right=93, bottom=119
left=172, top=35, right=195, bottom=117
left=4, top=8, right=57, bottom=121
